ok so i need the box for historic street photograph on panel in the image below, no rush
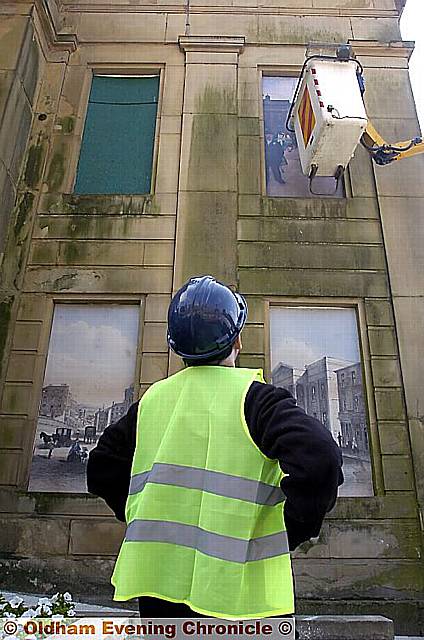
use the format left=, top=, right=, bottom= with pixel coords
left=270, top=306, right=373, bottom=497
left=28, top=304, right=140, bottom=493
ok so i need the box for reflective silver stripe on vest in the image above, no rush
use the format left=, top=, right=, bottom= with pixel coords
left=129, top=463, right=285, bottom=506
left=125, top=520, right=289, bottom=563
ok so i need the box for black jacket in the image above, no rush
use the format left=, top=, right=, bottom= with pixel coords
left=87, top=380, right=343, bottom=552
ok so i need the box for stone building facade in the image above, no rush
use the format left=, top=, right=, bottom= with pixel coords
left=0, top=0, right=424, bottom=632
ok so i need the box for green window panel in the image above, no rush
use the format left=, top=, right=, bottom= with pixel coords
left=74, top=75, right=160, bottom=195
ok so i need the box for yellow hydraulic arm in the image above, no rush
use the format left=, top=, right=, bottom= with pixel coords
left=361, top=122, right=424, bottom=166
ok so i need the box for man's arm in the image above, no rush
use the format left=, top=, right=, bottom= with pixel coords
left=245, top=382, right=344, bottom=551
left=86, top=401, right=138, bottom=521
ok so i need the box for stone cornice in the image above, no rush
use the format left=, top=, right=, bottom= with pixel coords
left=178, top=35, right=245, bottom=54
left=351, top=39, right=415, bottom=59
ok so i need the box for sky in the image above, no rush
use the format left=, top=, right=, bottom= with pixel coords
left=43, top=305, right=140, bottom=407
left=401, top=0, right=424, bottom=131
left=270, top=307, right=360, bottom=371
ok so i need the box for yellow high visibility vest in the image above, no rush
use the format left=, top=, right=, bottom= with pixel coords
left=112, top=366, right=294, bottom=619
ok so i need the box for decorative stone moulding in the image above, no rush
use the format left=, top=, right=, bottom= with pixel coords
left=178, top=36, right=246, bottom=55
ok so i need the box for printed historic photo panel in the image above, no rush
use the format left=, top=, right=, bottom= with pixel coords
left=28, top=304, right=140, bottom=493
left=270, top=306, right=373, bottom=497
left=262, top=76, right=344, bottom=198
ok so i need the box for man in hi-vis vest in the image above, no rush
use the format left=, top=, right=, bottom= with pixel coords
left=87, top=275, right=343, bottom=619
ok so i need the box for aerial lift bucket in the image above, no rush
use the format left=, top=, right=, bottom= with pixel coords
left=288, top=52, right=368, bottom=180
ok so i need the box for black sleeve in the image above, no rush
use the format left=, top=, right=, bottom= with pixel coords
left=86, top=401, right=139, bottom=522
left=245, top=381, right=344, bottom=551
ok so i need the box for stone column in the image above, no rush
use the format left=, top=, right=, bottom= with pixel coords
left=173, top=36, right=245, bottom=291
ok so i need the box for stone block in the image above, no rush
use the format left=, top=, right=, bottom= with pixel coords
left=1, top=384, right=33, bottom=414
left=6, top=352, right=37, bottom=382
left=238, top=117, right=261, bottom=137
left=0, top=516, right=70, bottom=555
left=368, top=328, right=398, bottom=356
left=365, top=299, right=394, bottom=327
left=69, top=520, right=125, bottom=555
left=296, top=615, right=394, bottom=640
left=140, top=353, right=168, bottom=383
left=327, top=494, right=417, bottom=520
left=0, top=451, right=20, bottom=484
left=43, top=133, right=81, bottom=194
left=379, top=422, right=410, bottom=455
left=180, top=13, right=258, bottom=40
left=238, top=242, right=386, bottom=270
left=159, top=116, right=182, bottom=135
left=382, top=455, right=414, bottom=491
left=77, top=13, right=167, bottom=43
left=238, top=98, right=260, bottom=118
left=327, top=519, right=420, bottom=559
left=350, top=17, right=401, bottom=41
left=241, top=324, right=264, bottom=354
left=258, top=16, right=351, bottom=44
left=238, top=218, right=382, bottom=244
left=56, top=240, right=144, bottom=267
left=261, top=197, right=348, bottom=219
left=408, top=417, right=424, bottom=516
left=0, top=71, right=14, bottom=121
left=374, top=388, right=405, bottom=421
left=56, top=64, right=87, bottom=121
left=23, top=266, right=173, bottom=294
left=238, top=136, right=262, bottom=195
left=0, top=16, right=28, bottom=70
left=36, top=61, right=66, bottom=115
left=348, top=145, right=377, bottom=198
left=244, top=296, right=265, bottom=324
left=34, top=215, right=176, bottom=240
left=144, top=242, right=174, bottom=266
left=371, top=358, right=402, bottom=387
left=175, top=191, right=238, bottom=285
left=17, top=295, right=47, bottom=321
left=392, top=297, right=424, bottom=418
left=379, top=197, right=424, bottom=296
left=29, top=241, right=59, bottom=265
left=144, top=294, right=171, bottom=322
left=0, top=417, right=27, bottom=448
left=363, top=68, right=417, bottom=120
left=238, top=354, right=265, bottom=370
left=12, top=322, right=41, bottom=351
left=0, top=78, right=32, bottom=183
left=179, top=113, right=238, bottom=192
left=184, top=64, right=237, bottom=115
left=239, top=194, right=261, bottom=216
left=31, top=493, right=113, bottom=518
left=0, top=160, right=16, bottom=254
left=155, top=133, right=181, bottom=194
left=346, top=197, right=379, bottom=219
left=239, top=268, right=388, bottom=297
left=142, top=323, right=168, bottom=353
left=16, top=20, right=40, bottom=106
left=161, top=65, right=185, bottom=116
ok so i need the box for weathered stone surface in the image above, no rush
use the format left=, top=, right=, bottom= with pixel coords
left=140, top=353, right=168, bottom=383
left=239, top=242, right=386, bottom=270
left=350, top=17, right=401, bottom=41
left=6, top=352, right=36, bottom=382
left=238, top=136, right=262, bottom=194
left=371, top=358, right=402, bottom=387
left=185, top=64, right=237, bottom=115
left=261, top=197, right=349, bottom=219
left=0, top=416, right=27, bottom=448
left=239, top=268, right=388, bottom=297
left=327, top=494, right=417, bottom=520
left=155, top=133, right=181, bottom=194
left=244, top=296, right=265, bottom=324
left=0, top=516, right=70, bottom=555
left=365, top=299, right=394, bottom=327
left=12, top=322, right=41, bottom=351
left=374, top=388, right=405, bottom=421
left=326, top=520, right=421, bottom=559
left=379, top=197, right=424, bottom=296
left=238, top=354, right=265, bottom=370
left=0, top=161, right=16, bottom=253
left=382, top=455, right=415, bottom=491
left=142, top=323, right=168, bottom=353
left=1, top=383, right=33, bottom=414
left=144, top=294, right=171, bottom=323
left=23, top=266, right=173, bottom=294
left=379, top=422, right=410, bottom=455
left=0, top=78, right=32, bottom=183
left=241, top=324, right=264, bottom=354
left=69, top=520, right=125, bottom=555
left=258, top=15, right=351, bottom=44
left=0, top=451, right=20, bottom=484
left=238, top=218, right=383, bottom=244
left=34, top=215, right=176, bottom=240
left=363, top=68, right=417, bottom=120
left=348, top=145, right=377, bottom=198
left=368, top=328, right=398, bottom=356
left=0, top=16, right=28, bottom=70
left=77, top=13, right=167, bottom=42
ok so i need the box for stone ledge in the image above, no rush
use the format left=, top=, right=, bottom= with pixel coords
left=297, top=615, right=394, bottom=640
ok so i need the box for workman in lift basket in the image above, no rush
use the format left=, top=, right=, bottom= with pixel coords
left=87, top=275, right=343, bottom=620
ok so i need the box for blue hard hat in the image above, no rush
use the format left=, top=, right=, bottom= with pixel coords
left=167, top=275, right=248, bottom=360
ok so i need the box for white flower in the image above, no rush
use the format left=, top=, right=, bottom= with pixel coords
left=67, top=609, right=75, bottom=617
left=37, top=598, right=51, bottom=606
left=34, top=606, right=42, bottom=616
left=3, top=612, right=16, bottom=618
left=51, top=594, right=59, bottom=602
left=41, top=605, right=52, bottom=616
left=21, top=608, right=37, bottom=618
left=8, top=597, right=23, bottom=608
left=63, top=593, right=72, bottom=602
